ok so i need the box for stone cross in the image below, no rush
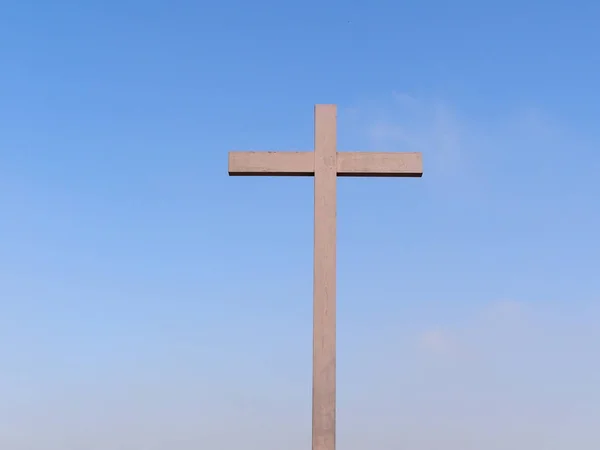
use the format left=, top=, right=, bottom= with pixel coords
left=228, top=104, right=423, bottom=450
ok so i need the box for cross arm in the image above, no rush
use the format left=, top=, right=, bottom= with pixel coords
left=228, top=151, right=314, bottom=176
left=229, top=151, right=423, bottom=177
left=337, top=152, right=423, bottom=177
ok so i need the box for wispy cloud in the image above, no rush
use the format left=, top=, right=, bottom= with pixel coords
left=416, top=299, right=527, bottom=361
left=418, top=328, right=461, bottom=358
left=343, top=92, right=466, bottom=179
left=341, top=91, right=598, bottom=206
left=343, top=298, right=600, bottom=449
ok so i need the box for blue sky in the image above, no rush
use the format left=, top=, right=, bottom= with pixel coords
left=1, top=1, right=600, bottom=448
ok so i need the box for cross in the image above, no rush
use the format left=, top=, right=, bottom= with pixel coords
left=228, top=104, right=423, bottom=450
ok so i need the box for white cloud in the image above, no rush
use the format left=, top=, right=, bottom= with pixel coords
left=484, top=298, right=524, bottom=318
left=341, top=91, right=599, bottom=207
left=343, top=92, right=466, bottom=178
left=417, top=299, right=525, bottom=352
left=343, top=299, right=600, bottom=449
left=418, top=328, right=460, bottom=357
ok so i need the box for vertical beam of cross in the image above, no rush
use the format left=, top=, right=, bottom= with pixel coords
left=228, top=104, right=423, bottom=450
left=312, top=105, right=337, bottom=450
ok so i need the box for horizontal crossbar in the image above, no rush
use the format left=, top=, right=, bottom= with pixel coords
left=228, top=151, right=422, bottom=177
left=228, top=151, right=313, bottom=176
left=337, top=152, right=422, bottom=177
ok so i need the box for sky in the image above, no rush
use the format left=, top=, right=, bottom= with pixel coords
left=1, top=1, right=600, bottom=448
